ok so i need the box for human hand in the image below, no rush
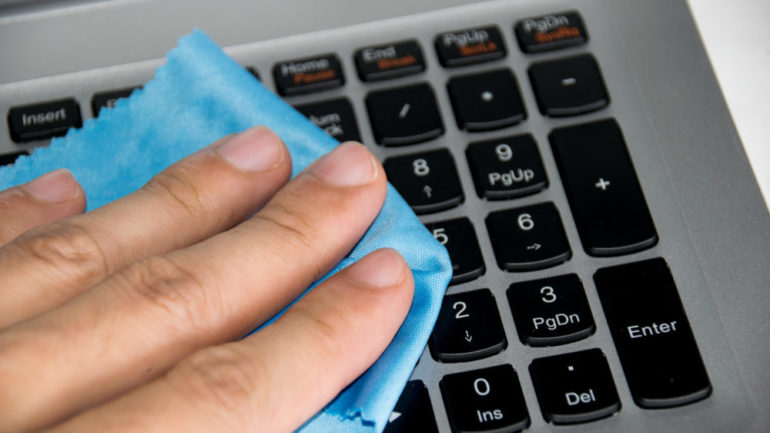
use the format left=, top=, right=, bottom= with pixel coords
left=0, top=126, right=414, bottom=432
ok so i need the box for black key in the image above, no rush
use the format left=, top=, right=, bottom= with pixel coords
left=486, top=202, right=571, bottom=271
left=366, top=83, right=444, bottom=146
left=466, top=134, right=547, bottom=200
left=530, top=349, right=621, bottom=424
left=7, top=99, right=82, bottom=143
left=528, top=54, right=608, bottom=117
left=447, top=69, right=526, bottom=131
left=0, top=150, right=29, bottom=166
left=425, top=218, right=485, bottom=285
left=272, top=54, right=344, bottom=96
left=354, top=40, right=425, bottom=81
left=384, top=149, right=463, bottom=214
left=594, top=258, right=712, bottom=408
left=550, top=119, right=658, bottom=256
left=295, top=98, right=361, bottom=143
left=507, top=274, right=595, bottom=346
left=245, top=67, right=260, bottom=80
left=430, top=289, right=507, bottom=362
left=91, top=87, right=139, bottom=116
left=515, top=11, right=588, bottom=54
left=440, top=365, right=530, bottom=433
left=384, top=381, right=439, bottom=433
left=435, top=26, right=506, bottom=67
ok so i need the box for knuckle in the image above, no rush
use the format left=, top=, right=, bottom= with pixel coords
left=118, top=255, right=222, bottom=332
left=292, top=302, right=349, bottom=361
left=253, top=199, right=321, bottom=254
left=14, top=221, right=110, bottom=284
left=168, top=345, right=262, bottom=425
left=143, top=165, right=214, bottom=224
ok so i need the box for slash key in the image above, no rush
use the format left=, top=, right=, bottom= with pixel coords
left=366, top=83, right=444, bottom=146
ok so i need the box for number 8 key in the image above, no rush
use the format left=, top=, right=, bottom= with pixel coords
left=384, top=148, right=464, bottom=214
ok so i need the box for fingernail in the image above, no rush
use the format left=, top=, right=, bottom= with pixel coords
left=215, top=126, right=284, bottom=171
left=347, top=248, right=406, bottom=289
left=22, top=169, right=81, bottom=203
left=312, top=142, right=378, bottom=186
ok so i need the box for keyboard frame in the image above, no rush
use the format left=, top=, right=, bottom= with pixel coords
left=1, top=0, right=768, bottom=432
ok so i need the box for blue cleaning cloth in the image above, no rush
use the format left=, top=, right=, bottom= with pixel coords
left=0, top=30, right=451, bottom=432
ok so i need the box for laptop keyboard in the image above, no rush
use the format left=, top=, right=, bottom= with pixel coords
left=2, top=7, right=719, bottom=433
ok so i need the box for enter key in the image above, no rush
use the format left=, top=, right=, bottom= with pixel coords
left=594, top=258, right=712, bottom=408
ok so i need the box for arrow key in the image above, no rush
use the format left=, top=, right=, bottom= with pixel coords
left=384, top=149, right=464, bottom=214
left=430, top=289, right=507, bottom=362
left=384, top=381, right=439, bottom=433
left=486, top=202, right=572, bottom=271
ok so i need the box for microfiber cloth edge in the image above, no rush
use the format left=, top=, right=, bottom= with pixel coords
left=0, top=30, right=451, bottom=433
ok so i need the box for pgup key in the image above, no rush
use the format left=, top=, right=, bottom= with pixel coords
left=466, top=134, right=548, bottom=200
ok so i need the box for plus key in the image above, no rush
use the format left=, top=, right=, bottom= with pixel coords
left=550, top=119, right=658, bottom=256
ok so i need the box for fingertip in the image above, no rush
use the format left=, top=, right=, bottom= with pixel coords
left=20, top=169, right=83, bottom=204
left=346, top=248, right=408, bottom=289
left=311, top=142, right=380, bottom=187
left=213, top=126, right=289, bottom=173
left=344, top=248, right=415, bottom=325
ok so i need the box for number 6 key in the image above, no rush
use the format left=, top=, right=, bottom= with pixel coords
left=486, top=202, right=572, bottom=271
